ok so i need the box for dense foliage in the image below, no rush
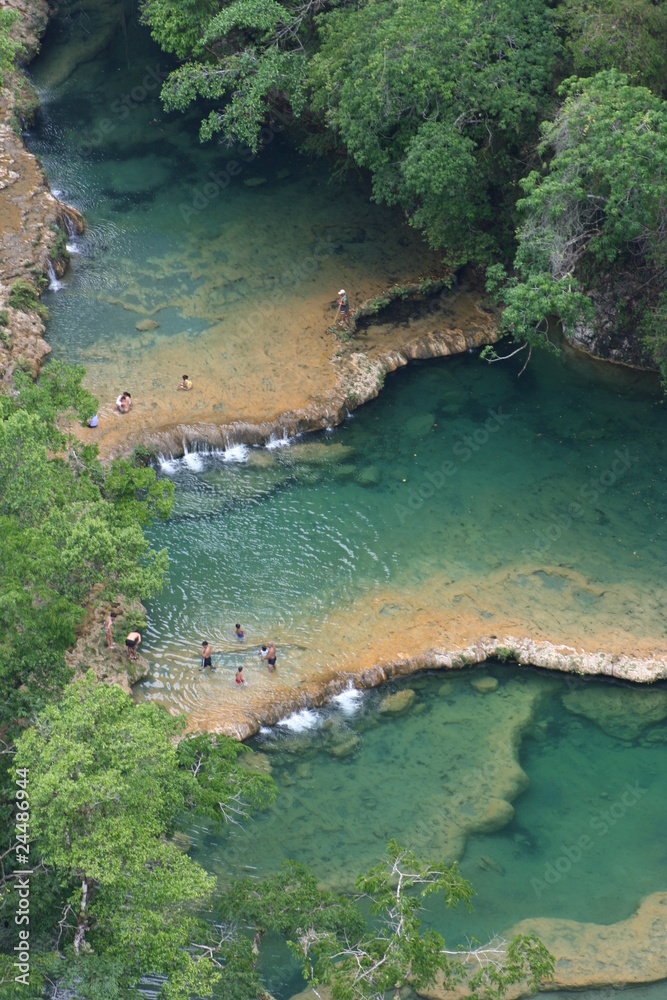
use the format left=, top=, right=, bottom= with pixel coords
left=224, top=841, right=554, bottom=999
left=0, top=9, right=18, bottom=86
left=144, top=0, right=560, bottom=267
left=490, top=71, right=667, bottom=375
left=1, top=675, right=276, bottom=1000
left=0, top=362, right=172, bottom=724
left=141, top=0, right=667, bottom=369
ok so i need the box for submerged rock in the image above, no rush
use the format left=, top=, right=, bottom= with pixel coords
left=279, top=441, right=355, bottom=466
left=244, top=177, right=268, bottom=187
left=562, top=685, right=667, bottom=741
left=379, top=689, right=416, bottom=714
left=357, top=465, right=382, bottom=487
left=135, top=318, right=159, bottom=331
left=471, top=676, right=499, bottom=694
left=405, top=413, right=435, bottom=438
left=330, top=733, right=361, bottom=758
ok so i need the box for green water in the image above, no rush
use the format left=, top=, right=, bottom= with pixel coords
left=135, top=347, right=667, bottom=717
left=27, top=5, right=667, bottom=998
left=28, top=2, right=434, bottom=419
left=179, top=665, right=667, bottom=998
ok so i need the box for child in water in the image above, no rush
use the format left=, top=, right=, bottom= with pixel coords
left=236, top=666, right=245, bottom=685
left=235, top=624, right=245, bottom=640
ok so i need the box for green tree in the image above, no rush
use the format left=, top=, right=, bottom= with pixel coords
left=142, top=0, right=560, bottom=268
left=141, top=0, right=312, bottom=146
left=224, top=841, right=554, bottom=999
left=310, top=0, right=559, bottom=266
left=4, top=674, right=275, bottom=999
left=558, top=0, right=667, bottom=94
left=491, top=71, right=667, bottom=368
left=0, top=363, right=173, bottom=724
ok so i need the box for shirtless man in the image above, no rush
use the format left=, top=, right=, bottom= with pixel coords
left=200, top=640, right=213, bottom=670
left=125, top=631, right=141, bottom=660
left=266, top=642, right=277, bottom=672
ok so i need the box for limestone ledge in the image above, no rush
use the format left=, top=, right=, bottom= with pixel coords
left=182, top=632, right=667, bottom=746
left=136, top=319, right=494, bottom=460
left=356, top=634, right=667, bottom=689
left=418, top=891, right=667, bottom=999
left=0, top=0, right=85, bottom=384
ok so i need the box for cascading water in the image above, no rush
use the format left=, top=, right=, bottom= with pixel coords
left=46, top=260, right=62, bottom=291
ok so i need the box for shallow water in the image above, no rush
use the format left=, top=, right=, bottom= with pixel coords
left=134, top=346, right=667, bottom=726
left=179, top=666, right=667, bottom=998
left=28, top=2, right=438, bottom=448
left=27, top=5, right=667, bottom=997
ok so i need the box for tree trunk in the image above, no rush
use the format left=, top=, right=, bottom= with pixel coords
left=73, top=877, right=89, bottom=956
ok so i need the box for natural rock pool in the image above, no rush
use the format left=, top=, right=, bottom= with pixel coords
left=26, top=2, right=667, bottom=996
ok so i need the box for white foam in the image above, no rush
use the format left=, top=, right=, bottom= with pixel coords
left=266, top=431, right=294, bottom=450
left=333, top=684, right=364, bottom=715
left=277, top=708, right=321, bottom=732
left=157, top=454, right=180, bottom=475
left=221, top=443, right=249, bottom=463
left=66, top=241, right=81, bottom=254
left=47, top=261, right=62, bottom=291
left=182, top=451, right=204, bottom=471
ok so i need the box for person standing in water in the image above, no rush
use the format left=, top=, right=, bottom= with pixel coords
left=236, top=666, right=245, bottom=685
left=200, top=640, right=213, bottom=670
left=266, top=642, right=277, bottom=672
left=235, top=624, right=245, bottom=640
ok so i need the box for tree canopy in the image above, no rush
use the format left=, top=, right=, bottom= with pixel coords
left=223, top=840, right=554, bottom=999
left=143, top=0, right=560, bottom=267
left=489, top=71, right=667, bottom=374
left=140, top=0, right=667, bottom=370
left=0, top=363, right=173, bottom=724
left=3, top=674, right=276, bottom=1000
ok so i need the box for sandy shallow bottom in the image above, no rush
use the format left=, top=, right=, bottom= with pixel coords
left=136, top=562, right=667, bottom=740
left=66, top=276, right=493, bottom=459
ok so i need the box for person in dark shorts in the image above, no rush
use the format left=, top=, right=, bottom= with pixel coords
left=126, top=631, right=141, bottom=660
left=266, top=642, right=277, bottom=672
left=200, top=640, right=213, bottom=670
left=235, top=624, right=245, bottom=640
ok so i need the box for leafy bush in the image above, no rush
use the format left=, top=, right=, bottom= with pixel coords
left=8, top=277, right=48, bottom=320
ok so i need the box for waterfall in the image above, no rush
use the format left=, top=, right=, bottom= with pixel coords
left=47, top=261, right=62, bottom=291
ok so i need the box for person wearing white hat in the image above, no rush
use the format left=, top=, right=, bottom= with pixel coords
left=337, top=288, right=349, bottom=325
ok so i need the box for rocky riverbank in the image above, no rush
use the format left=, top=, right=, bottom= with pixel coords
left=0, top=0, right=84, bottom=384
